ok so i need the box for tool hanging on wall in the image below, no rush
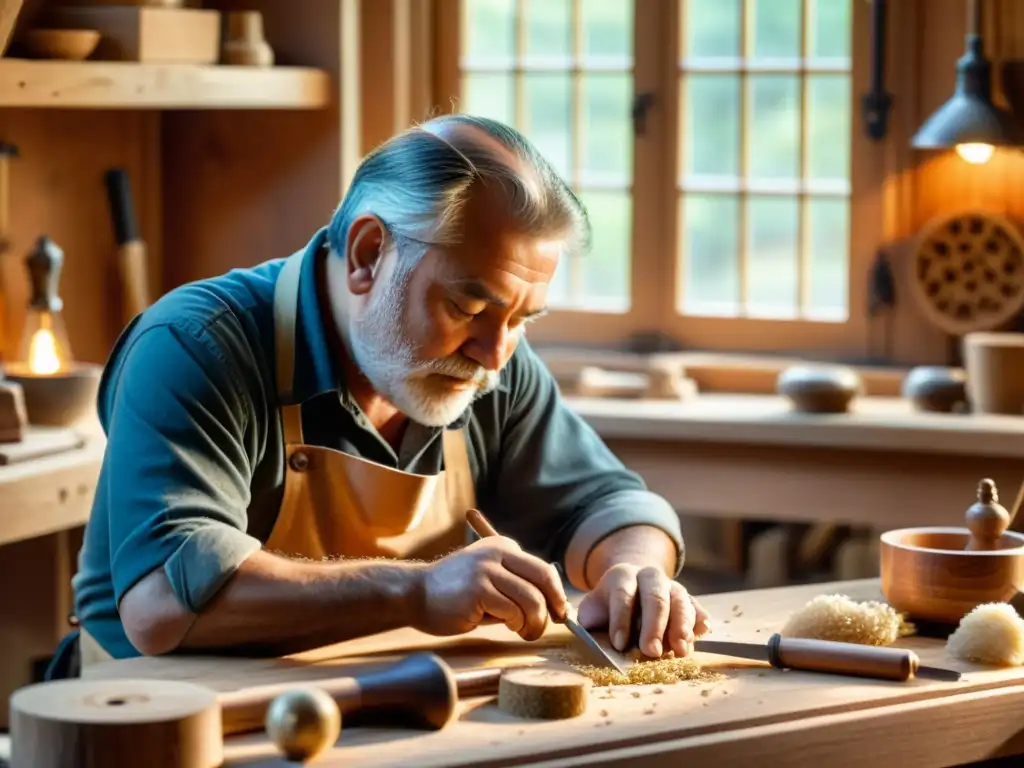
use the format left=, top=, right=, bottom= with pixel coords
left=862, top=0, right=893, bottom=140
left=0, top=141, right=19, bottom=362
left=104, top=167, right=151, bottom=326
left=866, top=247, right=896, bottom=362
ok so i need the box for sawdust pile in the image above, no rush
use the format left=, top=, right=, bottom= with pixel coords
left=560, top=650, right=723, bottom=687
left=947, top=602, right=1024, bottom=667
left=781, top=594, right=915, bottom=646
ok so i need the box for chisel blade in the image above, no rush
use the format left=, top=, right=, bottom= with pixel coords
left=564, top=610, right=628, bottom=674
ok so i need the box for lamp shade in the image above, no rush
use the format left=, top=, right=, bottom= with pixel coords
left=912, top=36, right=1020, bottom=149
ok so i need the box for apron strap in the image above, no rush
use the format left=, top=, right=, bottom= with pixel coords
left=442, top=428, right=477, bottom=517
left=273, top=250, right=306, bottom=444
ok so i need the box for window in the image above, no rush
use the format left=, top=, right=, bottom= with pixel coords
left=435, top=0, right=880, bottom=356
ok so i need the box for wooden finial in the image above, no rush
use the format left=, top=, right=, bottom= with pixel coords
left=965, top=478, right=1011, bottom=551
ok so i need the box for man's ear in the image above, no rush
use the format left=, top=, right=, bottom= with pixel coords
left=345, top=215, right=387, bottom=295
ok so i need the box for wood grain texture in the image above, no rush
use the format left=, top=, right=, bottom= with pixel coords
left=82, top=579, right=1024, bottom=767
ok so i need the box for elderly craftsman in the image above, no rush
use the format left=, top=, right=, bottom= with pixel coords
left=56, top=115, right=710, bottom=676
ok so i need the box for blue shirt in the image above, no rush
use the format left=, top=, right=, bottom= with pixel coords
left=72, top=228, right=683, bottom=658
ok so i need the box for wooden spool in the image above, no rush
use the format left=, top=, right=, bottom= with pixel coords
left=908, top=210, right=1024, bottom=336
left=497, top=667, right=591, bottom=720
left=9, top=679, right=222, bottom=768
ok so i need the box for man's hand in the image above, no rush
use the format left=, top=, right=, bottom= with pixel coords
left=576, top=563, right=711, bottom=658
left=412, top=537, right=569, bottom=642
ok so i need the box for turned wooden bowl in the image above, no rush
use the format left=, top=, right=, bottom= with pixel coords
left=776, top=364, right=863, bottom=414
left=880, top=527, right=1024, bottom=623
left=21, top=29, right=101, bottom=60
left=2, top=362, right=102, bottom=427
left=901, top=366, right=968, bottom=413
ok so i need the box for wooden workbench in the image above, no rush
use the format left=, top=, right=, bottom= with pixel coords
left=0, top=430, right=104, bottom=726
left=81, top=578, right=1024, bottom=767
left=566, top=395, right=1024, bottom=543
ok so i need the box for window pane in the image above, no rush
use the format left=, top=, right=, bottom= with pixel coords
left=525, top=0, right=571, bottom=64
left=808, top=75, right=851, bottom=183
left=523, top=74, right=573, bottom=181
left=579, top=190, right=631, bottom=310
left=810, top=0, right=851, bottom=60
left=682, top=75, right=740, bottom=183
left=546, top=251, right=571, bottom=307
left=683, top=0, right=741, bottom=60
left=748, top=196, right=799, bottom=317
left=463, top=0, right=516, bottom=65
left=581, top=74, right=632, bottom=187
left=750, top=0, right=801, bottom=61
left=749, top=75, right=800, bottom=182
left=807, top=197, right=849, bottom=319
left=462, top=73, right=514, bottom=125
left=679, top=194, right=740, bottom=314
left=581, top=0, right=633, bottom=63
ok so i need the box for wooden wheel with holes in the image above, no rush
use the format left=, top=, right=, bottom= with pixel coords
left=909, top=211, right=1024, bottom=335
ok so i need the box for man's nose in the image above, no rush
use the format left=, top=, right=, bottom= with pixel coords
left=466, top=324, right=513, bottom=371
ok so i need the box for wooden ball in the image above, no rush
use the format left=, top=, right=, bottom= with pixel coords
left=498, top=666, right=591, bottom=720
left=265, top=688, right=341, bottom=763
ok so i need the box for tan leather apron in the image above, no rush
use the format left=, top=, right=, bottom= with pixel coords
left=265, top=246, right=477, bottom=561
left=81, top=246, right=476, bottom=667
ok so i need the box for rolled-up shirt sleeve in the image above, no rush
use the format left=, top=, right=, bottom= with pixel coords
left=104, top=319, right=262, bottom=614
left=489, top=341, right=684, bottom=591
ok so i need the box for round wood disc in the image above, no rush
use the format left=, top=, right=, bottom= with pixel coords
left=909, top=210, right=1024, bottom=335
left=10, top=678, right=222, bottom=768
left=497, top=666, right=591, bottom=720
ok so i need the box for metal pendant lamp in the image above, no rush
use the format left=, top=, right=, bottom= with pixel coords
left=911, top=0, right=1019, bottom=164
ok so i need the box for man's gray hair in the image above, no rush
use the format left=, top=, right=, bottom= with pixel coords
left=327, top=114, right=591, bottom=263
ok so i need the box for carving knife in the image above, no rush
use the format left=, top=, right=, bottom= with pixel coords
left=105, top=167, right=151, bottom=325
left=464, top=508, right=628, bottom=675
left=694, top=634, right=961, bottom=682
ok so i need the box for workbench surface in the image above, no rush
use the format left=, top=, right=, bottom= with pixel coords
left=82, top=578, right=1024, bottom=767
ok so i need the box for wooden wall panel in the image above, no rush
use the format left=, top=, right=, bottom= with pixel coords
left=161, top=0, right=360, bottom=289
left=880, top=0, right=1024, bottom=366
left=0, top=110, right=159, bottom=366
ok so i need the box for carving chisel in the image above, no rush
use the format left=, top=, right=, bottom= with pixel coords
left=694, top=634, right=961, bottom=682
left=464, top=508, right=628, bottom=674
left=104, top=167, right=151, bottom=325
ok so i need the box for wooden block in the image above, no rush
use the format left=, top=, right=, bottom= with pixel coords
left=0, top=378, right=28, bottom=443
left=497, top=667, right=590, bottom=720
left=0, top=0, right=24, bottom=57
left=48, top=6, right=220, bottom=63
left=0, top=426, right=84, bottom=465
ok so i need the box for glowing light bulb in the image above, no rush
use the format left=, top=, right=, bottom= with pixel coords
left=956, top=143, right=994, bottom=164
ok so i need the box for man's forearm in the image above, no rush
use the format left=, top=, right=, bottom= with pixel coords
left=582, top=525, right=679, bottom=589
left=121, top=549, right=426, bottom=657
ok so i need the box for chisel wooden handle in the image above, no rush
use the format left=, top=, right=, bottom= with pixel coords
left=216, top=651, right=462, bottom=736
left=105, top=168, right=151, bottom=324
left=767, top=633, right=919, bottom=681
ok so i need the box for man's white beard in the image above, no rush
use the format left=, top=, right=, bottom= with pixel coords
left=348, top=264, right=501, bottom=427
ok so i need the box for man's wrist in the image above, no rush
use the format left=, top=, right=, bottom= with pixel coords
left=582, top=525, right=679, bottom=589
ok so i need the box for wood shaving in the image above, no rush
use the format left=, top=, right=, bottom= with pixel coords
left=947, top=602, right=1024, bottom=666
left=781, top=593, right=915, bottom=646
left=567, top=656, right=723, bottom=687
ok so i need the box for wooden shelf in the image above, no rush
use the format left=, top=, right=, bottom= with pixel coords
left=0, top=58, right=331, bottom=109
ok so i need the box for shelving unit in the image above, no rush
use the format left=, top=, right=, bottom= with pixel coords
left=0, top=58, right=331, bottom=109
left=0, top=0, right=361, bottom=727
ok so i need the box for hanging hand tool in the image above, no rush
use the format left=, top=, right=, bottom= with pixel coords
left=0, top=141, right=18, bottom=360
left=465, top=508, right=628, bottom=674
left=104, top=167, right=151, bottom=325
